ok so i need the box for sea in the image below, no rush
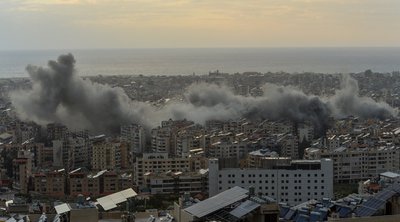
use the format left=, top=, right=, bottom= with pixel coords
left=0, top=47, right=400, bottom=78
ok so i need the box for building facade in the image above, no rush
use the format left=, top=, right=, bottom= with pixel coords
left=208, top=158, right=334, bottom=206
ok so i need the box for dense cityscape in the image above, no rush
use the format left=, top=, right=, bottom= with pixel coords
left=1, top=56, right=400, bottom=221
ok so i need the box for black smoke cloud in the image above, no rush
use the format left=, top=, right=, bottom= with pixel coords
left=11, top=54, right=398, bottom=134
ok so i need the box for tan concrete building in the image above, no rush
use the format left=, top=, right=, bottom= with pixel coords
left=134, top=153, right=207, bottom=189
left=91, top=140, right=122, bottom=170
left=33, top=169, right=66, bottom=197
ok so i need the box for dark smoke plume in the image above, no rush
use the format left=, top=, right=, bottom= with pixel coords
left=11, top=54, right=398, bottom=135
left=11, top=54, right=152, bottom=133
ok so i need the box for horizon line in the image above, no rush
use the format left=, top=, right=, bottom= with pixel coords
left=2, top=46, right=400, bottom=52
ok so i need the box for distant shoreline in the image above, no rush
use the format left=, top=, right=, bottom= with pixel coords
left=1, top=47, right=399, bottom=78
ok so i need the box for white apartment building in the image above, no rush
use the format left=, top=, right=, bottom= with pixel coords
left=208, top=140, right=247, bottom=159
left=208, top=158, right=333, bottom=206
left=319, top=146, right=400, bottom=183
left=151, top=127, right=172, bottom=154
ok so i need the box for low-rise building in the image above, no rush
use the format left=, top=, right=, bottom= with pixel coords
left=143, top=169, right=208, bottom=195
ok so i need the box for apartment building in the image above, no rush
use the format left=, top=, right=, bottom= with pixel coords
left=91, top=140, right=123, bottom=170
left=278, top=133, right=299, bottom=159
left=121, top=124, right=146, bottom=154
left=134, top=153, right=207, bottom=189
left=319, top=146, right=400, bottom=183
left=246, top=149, right=279, bottom=168
left=34, top=168, right=132, bottom=198
left=143, top=169, right=208, bottom=195
left=12, top=149, right=33, bottom=194
left=208, top=158, right=333, bottom=206
left=208, top=140, right=247, bottom=159
left=33, top=169, right=66, bottom=197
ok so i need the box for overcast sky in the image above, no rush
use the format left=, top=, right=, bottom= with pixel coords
left=1, top=0, right=400, bottom=50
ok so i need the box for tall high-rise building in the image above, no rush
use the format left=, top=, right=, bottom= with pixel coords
left=121, top=124, right=146, bottom=154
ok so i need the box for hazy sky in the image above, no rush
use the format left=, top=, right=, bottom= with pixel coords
left=1, top=0, right=400, bottom=50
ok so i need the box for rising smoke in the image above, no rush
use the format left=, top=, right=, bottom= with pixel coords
left=11, top=54, right=153, bottom=133
left=10, top=54, right=398, bottom=134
